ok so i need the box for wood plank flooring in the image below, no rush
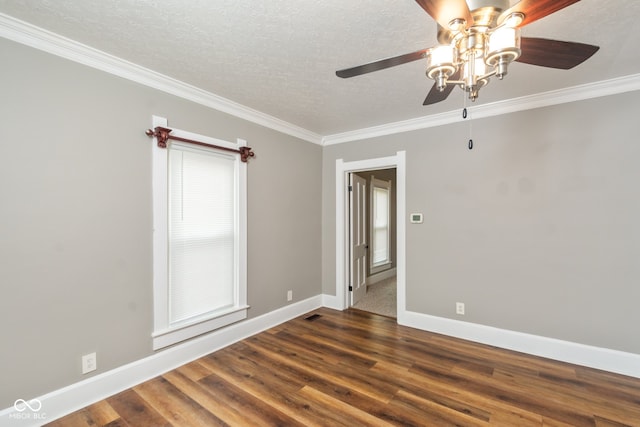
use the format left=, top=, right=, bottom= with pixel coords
left=46, top=308, right=640, bottom=426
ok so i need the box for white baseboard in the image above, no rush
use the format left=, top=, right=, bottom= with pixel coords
left=321, top=293, right=343, bottom=310
left=0, top=296, right=323, bottom=426
left=367, top=267, right=397, bottom=285
left=398, top=310, right=640, bottom=379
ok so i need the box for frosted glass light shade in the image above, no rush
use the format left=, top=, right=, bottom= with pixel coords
left=489, top=27, right=519, bottom=52
left=487, top=27, right=521, bottom=65
left=426, top=45, right=456, bottom=79
left=463, top=56, right=487, bottom=79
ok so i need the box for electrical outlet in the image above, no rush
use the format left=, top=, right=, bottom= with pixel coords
left=287, top=290, right=293, bottom=301
left=456, top=302, right=465, bottom=315
left=82, top=352, right=97, bottom=374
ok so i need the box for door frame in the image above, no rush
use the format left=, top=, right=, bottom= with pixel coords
left=335, top=151, right=406, bottom=321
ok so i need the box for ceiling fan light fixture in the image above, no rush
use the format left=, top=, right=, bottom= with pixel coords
left=448, top=18, right=466, bottom=32
left=501, top=12, right=525, bottom=28
left=486, top=26, right=521, bottom=78
left=463, top=56, right=487, bottom=81
left=426, top=45, right=456, bottom=88
left=462, top=56, right=488, bottom=100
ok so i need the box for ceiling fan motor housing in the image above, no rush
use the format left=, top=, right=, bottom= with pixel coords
left=466, top=0, right=511, bottom=24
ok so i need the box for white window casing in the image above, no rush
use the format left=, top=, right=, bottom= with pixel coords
left=151, top=116, right=248, bottom=350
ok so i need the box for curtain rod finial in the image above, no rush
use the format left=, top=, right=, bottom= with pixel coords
left=146, top=126, right=172, bottom=148
left=239, top=146, right=255, bottom=163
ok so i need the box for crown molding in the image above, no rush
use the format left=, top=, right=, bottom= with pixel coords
left=322, top=73, right=640, bottom=146
left=0, top=13, right=323, bottom=145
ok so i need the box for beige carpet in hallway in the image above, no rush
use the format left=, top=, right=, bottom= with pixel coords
left=352, top=276, right=396, bottom=318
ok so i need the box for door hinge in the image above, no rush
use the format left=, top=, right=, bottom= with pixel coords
left=348, top=185, right=353, bottom=191
left=348, top=285, right=353, bottom=291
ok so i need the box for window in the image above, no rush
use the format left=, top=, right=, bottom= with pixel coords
left=151, top=116, right=248, bottom=350
left=370, top=176, right=391, bottom=273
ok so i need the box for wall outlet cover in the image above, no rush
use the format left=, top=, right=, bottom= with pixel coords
left=82, top=352, right=97, bottom=374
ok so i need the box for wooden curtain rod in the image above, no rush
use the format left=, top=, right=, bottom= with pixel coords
left=145, top=126, right=255, bottom=163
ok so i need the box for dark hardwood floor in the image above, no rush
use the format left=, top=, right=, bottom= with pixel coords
left=47, top=308, right=640, bottom=426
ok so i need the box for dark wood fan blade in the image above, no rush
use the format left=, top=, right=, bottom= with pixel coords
left=517, top=37, right=599, bottom=69
left=336, top=48, right=429, bottom=78
left=499, top=0, right=580, bottom=27
left=423, top=70, right=460, bottom=105
left=415, top=0, right=473, bottom=29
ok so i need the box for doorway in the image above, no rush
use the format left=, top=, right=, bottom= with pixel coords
left=335, top=152, right=406, bottom=322
left=349, top=168, right=397, bottom=317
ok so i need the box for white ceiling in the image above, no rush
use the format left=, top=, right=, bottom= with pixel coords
left=1, top=0, right=639, bottom=138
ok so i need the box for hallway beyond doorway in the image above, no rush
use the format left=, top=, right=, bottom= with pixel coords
left=352, top=276, right=396, bottom=318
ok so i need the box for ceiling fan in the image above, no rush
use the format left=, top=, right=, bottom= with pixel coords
left=336, top=0, right=599, bottom=105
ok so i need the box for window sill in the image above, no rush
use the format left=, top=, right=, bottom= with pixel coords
left=152, top=305, right=250, bottom=350
left=371, top=261, right=392, bottom=275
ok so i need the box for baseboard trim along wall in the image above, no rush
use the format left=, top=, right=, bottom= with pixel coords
left=4, top=296, right=640, bottom=425
left=0, top=296, right=323, bottom=426
left=367, top=267, right=397, bottom=285
left=399, top=309, right=640, bottom=379
left=321, top=293, right=342, bottom=311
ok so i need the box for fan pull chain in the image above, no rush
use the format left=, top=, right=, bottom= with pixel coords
left=462, top=94, right=473, bottom=150
left=468, top=111, right=473, bottom=150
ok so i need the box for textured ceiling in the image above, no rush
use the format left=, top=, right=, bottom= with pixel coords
left=1, top=0, right=639, bottom=137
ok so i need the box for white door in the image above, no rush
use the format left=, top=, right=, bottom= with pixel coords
left=349, top=173, right=367, bottom=306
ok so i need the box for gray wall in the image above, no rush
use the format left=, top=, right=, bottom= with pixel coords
left=0, top=38, right=322, bottom=408
left=323, top=91, right=640, bottom=355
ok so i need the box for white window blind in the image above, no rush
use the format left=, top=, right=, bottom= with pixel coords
left=168, top=145, right=237, bottom=324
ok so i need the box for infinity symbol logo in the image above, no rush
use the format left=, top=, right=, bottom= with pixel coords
left=14, top=398, right=42, bottom=412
